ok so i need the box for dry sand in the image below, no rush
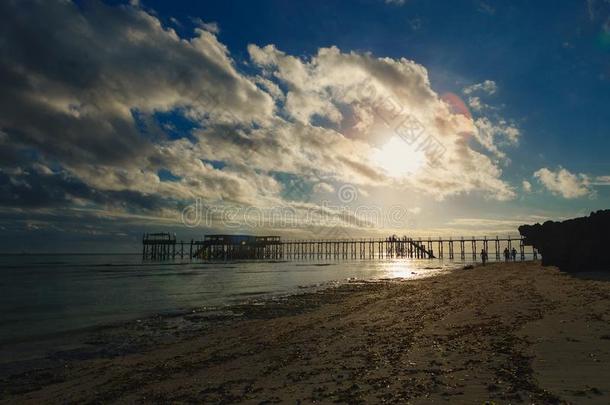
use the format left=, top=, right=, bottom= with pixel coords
left=1, top=262, right=610, bottom=404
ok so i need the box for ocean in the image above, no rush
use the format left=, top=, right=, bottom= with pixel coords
left=0, top=254, right=478, bottom=348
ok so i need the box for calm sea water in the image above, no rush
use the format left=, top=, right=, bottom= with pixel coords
left=0, top=254, right=477, bottom=346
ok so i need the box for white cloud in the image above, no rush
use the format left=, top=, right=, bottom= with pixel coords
left=473, top=117, right=520, bottom=159
left=592, top=175, right=610, bottom=185
left=385, top=0, right=406, bottom=5
left=463, top=80, right=497, bottom=96
left=253, top=75, right=285, bottom=100
left=313, top=182, right=335, bottom=193
left=522, top=180, right=532, bottom=192
left=533, top=167, right=593, bottom=199
left=468, top=96, right=483, bottom=111
left=248, top=44, right=516, bottom=200
left=192, top=18, right=220, bottom=34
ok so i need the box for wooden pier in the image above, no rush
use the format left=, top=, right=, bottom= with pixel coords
left=194, top=235, right=282, bottom=260
left=143, top=234, right=535, bottom=262
left=142, top=232, right=181, bottom=260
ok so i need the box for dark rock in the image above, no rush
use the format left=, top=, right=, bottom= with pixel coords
left=518, top=210, right=610, bottom=272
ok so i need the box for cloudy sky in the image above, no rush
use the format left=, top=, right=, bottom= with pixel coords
left=1, top=0, right=609, bottom=252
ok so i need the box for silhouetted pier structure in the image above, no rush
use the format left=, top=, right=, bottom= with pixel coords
left=143, top=234, right=533, bottom=262
left=194, top=235, right=282, bottom=260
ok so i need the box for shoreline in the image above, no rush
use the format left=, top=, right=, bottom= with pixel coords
left=2, top=262, right=609, bottom=403
left=0, top=259, right=456, bottom=365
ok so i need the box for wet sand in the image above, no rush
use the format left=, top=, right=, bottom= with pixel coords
left=2, top=262, right=610, bottom=403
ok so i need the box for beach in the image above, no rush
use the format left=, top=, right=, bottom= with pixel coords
left=2, top=262, right=610, bottom=403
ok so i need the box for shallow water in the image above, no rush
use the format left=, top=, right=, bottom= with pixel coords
left=0, top=254, right=493, bottom=345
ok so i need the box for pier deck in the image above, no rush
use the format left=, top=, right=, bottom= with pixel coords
left=143, top=234, right=534, bottom=262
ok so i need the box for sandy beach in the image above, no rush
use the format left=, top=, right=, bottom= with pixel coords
left=2, top=261, right=610, bottom=404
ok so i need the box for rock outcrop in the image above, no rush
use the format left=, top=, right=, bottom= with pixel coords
left=519, top=210, right=610, bottom=272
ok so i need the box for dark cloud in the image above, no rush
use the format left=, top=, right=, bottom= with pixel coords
left=0, top=0, right=273, bottom=169
left=0, top=0, right=277, bottom=215
left=0, top=1, right=150, bottom=168
left=0, top=166, right=170, bottom=211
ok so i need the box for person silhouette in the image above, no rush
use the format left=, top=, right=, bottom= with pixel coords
left=480, top=248, right=488, bottom=264
left=511, top=248, right=517, bottom=262
left=503, top=247, right=510, bottom=262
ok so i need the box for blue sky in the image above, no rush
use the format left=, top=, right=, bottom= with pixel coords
left=0, top=0, right=609, bottom=252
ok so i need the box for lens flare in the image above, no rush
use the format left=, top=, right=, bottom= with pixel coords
left=440, top=92, right=472, bottom=119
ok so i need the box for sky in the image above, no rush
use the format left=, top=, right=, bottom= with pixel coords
left=0, top=0, right=609, bottom=252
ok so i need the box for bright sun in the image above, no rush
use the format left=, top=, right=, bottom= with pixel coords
left=373, top=136, right=426, bottom=177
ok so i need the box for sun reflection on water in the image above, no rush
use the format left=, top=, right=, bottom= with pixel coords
left=380, top=259, right=439, bottom=279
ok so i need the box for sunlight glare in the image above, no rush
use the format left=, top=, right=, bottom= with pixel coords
left=373, top=136, right=426, bottom=177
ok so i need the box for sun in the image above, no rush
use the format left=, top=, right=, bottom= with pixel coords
left=373, top=136, right=426, bottom=177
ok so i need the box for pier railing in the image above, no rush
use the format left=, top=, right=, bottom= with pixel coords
left=143, top=234, right=535, bottom=262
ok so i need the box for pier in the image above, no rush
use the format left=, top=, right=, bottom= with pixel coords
left=143, top=234, right=534, bottom=262
left=142, top=232, right=179, bottom=260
